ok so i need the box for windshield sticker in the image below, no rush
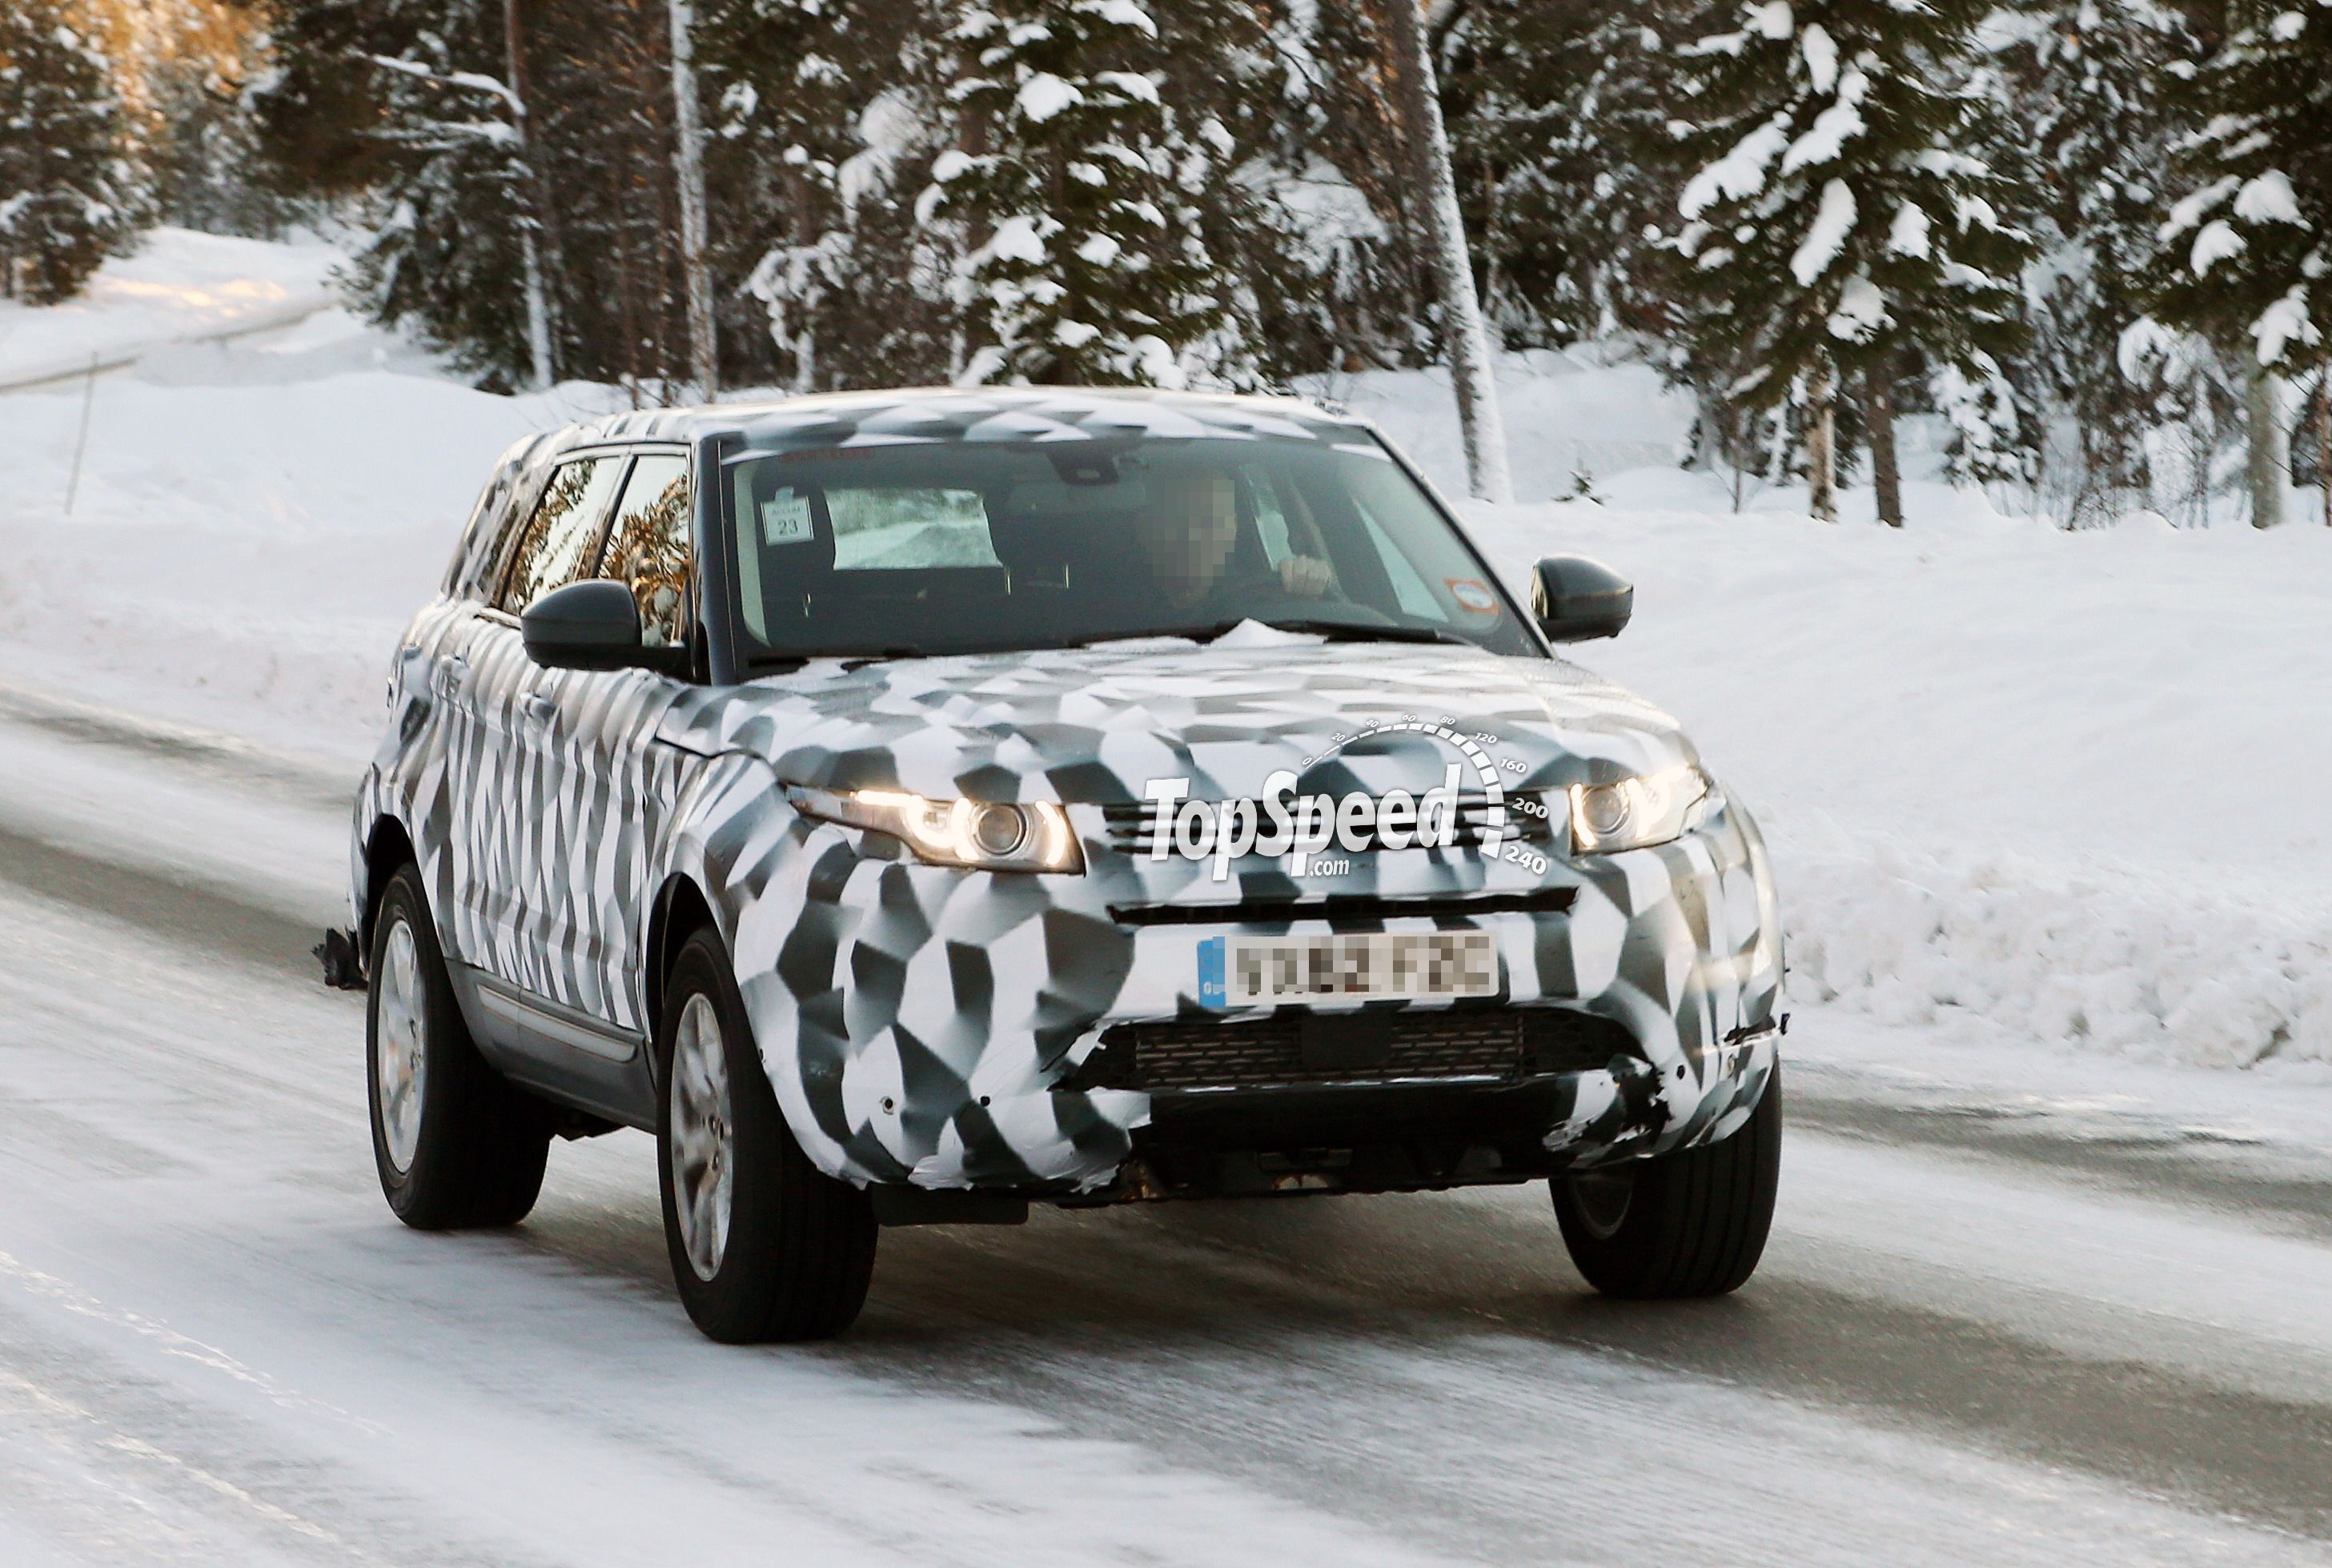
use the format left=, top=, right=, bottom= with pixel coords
left=1446, top=578, right=1499, bottom=616
left=760, top=488, right=813, bottom=545
left=1143, top=718, right=1536, bottom=879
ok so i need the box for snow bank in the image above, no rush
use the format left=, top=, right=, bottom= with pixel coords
left=1791, top=845, right=2332, bottom=1072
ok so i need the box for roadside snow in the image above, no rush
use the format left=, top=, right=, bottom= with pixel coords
left=0, top=228, right=339, bottom=388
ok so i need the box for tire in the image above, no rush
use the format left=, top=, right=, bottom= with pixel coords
left=657, top=928, right=877, bottom=1344
left=367, top=864, right=552, bottom=1229
left=1552, top=1065, right=1782, bottom=1298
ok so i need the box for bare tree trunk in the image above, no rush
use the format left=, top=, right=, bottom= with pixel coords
left=667, top=0, right=717, bottom=399
left=503, top=0, right=554, bottom=391
left=1379, top=0, right=1511, bottom=503
left=1807, top=360, right=1838, bottom=522
left=2245, top=356, right=2285, bottom=528
left=1868, top=359, right=1903, bottom=527
left=2318, top=367, right=2330, bottom=527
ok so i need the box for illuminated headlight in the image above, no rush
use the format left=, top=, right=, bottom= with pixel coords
left=790, top=786, right=1084, bottom=873
left=1567, top=764, right=1716, bottom=854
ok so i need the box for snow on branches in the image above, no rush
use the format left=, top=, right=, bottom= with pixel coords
left=921, top=0, right=1253, bottom=389
left=1660, top=0, right=2034, bottom=519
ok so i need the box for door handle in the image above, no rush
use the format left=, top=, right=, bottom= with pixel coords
left=519, top=692, right=557, bottom=727
left=431, top=653, right=469, bottom=699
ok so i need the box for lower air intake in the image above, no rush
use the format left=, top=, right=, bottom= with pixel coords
left=1068, top=1007, right=1635, bottom=1093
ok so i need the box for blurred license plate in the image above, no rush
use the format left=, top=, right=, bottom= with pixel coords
left=1198, top=932, right=1499, bottom=1009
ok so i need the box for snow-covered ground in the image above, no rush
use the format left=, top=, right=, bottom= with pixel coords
left=2, top=233, right=2327, bottom=1090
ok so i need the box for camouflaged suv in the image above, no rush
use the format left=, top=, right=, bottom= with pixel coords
left=347, top=387, right=1785, bottom=1342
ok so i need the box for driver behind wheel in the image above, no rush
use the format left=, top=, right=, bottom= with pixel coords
left=1138, top=469, right=1334, bottom=615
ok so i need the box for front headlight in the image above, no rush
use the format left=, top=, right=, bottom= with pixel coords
left=789, top=786, right=1084, bottom=873
left=1567, top=764, right=1716, bottom=854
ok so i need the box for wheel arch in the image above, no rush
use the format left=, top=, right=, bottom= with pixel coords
left=644, top=872, right=720, bottom=1047
left=360, top=815, right=419, bottom=957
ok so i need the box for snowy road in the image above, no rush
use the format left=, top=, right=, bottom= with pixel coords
left=3, top=687, right=2330, bottom=1566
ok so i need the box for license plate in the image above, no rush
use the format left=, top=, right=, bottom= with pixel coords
left=1197, top=932, right=1499, bottom=1009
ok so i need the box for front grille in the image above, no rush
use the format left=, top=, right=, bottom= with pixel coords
left=1101, top=792, right=1555, bottom=856
left=1066, top=1007, right=1633, bottom=1093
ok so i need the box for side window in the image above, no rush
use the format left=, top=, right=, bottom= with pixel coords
left=595, top=454, right=692, bottom=648
left=496, top=456, right=624, bottom=614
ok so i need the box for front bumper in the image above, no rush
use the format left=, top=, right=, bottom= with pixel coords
left=733, top=792, right=1785, bottom=1197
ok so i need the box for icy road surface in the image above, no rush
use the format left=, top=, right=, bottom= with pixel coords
left=2, top=685, right=2330, bottom=1566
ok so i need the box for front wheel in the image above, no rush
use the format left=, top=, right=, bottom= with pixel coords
left=1553, top=1065, right=1782, bottom=1298
left=656, top=928, right=877, bottom=1343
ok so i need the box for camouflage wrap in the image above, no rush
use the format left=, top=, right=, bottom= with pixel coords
left=351, top=387, right=1784, bottom=1197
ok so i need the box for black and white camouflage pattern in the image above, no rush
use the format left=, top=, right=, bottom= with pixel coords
left=353, top=389, right=1784, bottom=1195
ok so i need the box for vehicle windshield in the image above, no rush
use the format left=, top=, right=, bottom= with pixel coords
left=721, top=433, right=1541, bottom=665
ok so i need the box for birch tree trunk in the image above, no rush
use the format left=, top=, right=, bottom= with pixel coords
left=2317, top=367, right=2330, bottom=527
left=1807, top=359, right=1838, bottom=523
left=1379, top=0, right=1511, bottom=503
left=667, top=0, right=718, bottom=399
left=2245, top=357, right=2285, bottom=529
left=1868, top=359, right=1902, bottom=528
left=503, top=0, right=553, bottom=391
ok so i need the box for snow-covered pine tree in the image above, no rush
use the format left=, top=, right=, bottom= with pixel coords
left=2146, top=0, right=2332, bottom=527
left=1439, top=2, right=1694, bottom=349
left=703, top=0, right=962, bottom=391
left=922, top=0, right=1256, bottom=389
left=259, top=0, right=556, bottom=390
left=1995, top=1, right=2200, bottom=524
left=1661, top=0, right=2033, bottom=523
left=0, top=0, right=142, bottom=304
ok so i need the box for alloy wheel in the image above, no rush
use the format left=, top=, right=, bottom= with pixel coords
left=668, top=993, right=736, bottom=1281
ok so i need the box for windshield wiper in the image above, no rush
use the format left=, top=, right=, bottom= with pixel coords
left=1237, top=617, right=1479, bottom=648
left=744, top=645, right=923, bottom=674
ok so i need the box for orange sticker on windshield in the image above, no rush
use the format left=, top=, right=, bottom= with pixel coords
left=1446, top=578, right=1500, bottom=615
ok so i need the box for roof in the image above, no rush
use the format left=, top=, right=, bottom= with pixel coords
left=542, top=385, right=1369, bottom=458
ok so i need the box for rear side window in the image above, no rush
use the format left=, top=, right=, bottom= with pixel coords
left=497, top=456, right=625, bottom=613
left=595, top=454, right=692, bottom=648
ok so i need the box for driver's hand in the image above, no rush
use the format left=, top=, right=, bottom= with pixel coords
left=1278, top=555, right=1334, bottom=597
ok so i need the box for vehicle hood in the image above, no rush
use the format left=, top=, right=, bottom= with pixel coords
left=657, top=632, right=1700, bottom=804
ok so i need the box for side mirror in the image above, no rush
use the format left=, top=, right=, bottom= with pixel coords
left=1530, top=555, right=1633, bottom=643
left=522, top=579, right=647, bottom=671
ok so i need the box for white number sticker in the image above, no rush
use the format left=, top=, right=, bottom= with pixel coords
left=760, top=488, right=813, bottom=545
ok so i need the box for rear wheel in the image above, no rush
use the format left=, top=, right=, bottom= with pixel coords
left=367, top=864, right=551, bottom=1229
left=656, top=928, right=877, bottom=1343
left=1553, top=1065, right=1782, bottom=1297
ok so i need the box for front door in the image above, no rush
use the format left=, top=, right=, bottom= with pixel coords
left=463, top=452, right=628, bottom=994
left=515, top=451, right=696, bottom=1033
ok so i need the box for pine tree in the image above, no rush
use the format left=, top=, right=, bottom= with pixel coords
left=922, top=0, right=1256, bottom=389
left=0, top=0, right=142, bottom=304
left=704, top=0, right=961, bottom=391
left=259, top=0, right=556, bottom=390
left=1994, top=1, right=2200, bottom=523
left=2147, top=0, right=2332, bottom=527
left=1660, top=0, right=2033, bottom=523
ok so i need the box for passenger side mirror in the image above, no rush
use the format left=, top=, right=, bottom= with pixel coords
left=522, top=580, right=650, bottom=672
left=1530, top=555, right=1633, bottom=643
